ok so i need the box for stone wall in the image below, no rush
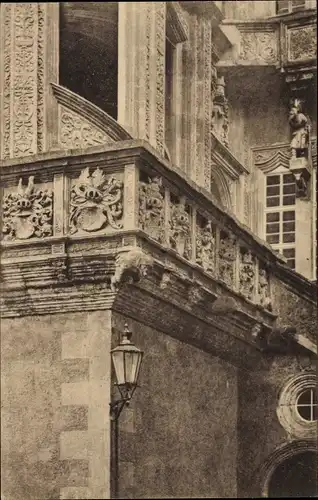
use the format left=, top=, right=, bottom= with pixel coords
left=113, top=313, right=238, bottom=499
left=1, top=311, right=112, bottom=500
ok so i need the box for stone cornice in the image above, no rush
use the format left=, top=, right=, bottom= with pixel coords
left=180, top=1, right=224, bottom=26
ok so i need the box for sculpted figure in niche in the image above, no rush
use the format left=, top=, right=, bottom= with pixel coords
left=289, top=99, right=310, bottom=159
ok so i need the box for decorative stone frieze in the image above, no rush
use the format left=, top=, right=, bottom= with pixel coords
left=1, top=3, right=59, bottom=159
left=139, top=176, right=165, bottom=243
left=2, top=176, right=53, bottom=241
left=218, top=233, right=236, bottom=287
left=188, top=285, right=204, bottom=305
left=70, top=168, right=123, bottom=234
left=258, top=267, right=272, bottom=311
left=239, top=249, right=255, bottom=300
left=110, top=249, right=154, bottom=291
left=196, top=220, right=216, bottom=275
left=160, top=271, right=172, bottom=290
left=59, top=108, right=110, bottom=150
left=240, top=30, right=278, bottom=64
left=169, top=201, right=191, bottom=259
left=288, top=25, right=316, bottom=63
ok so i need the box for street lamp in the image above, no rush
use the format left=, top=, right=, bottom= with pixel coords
left=109, top=323, right=143, bottom=498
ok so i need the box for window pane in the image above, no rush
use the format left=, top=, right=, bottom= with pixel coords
left=283, top=221, right=295, bottom=232
left=267, top=197, right=280, bottom=207
left=277, top=0, right=289, bottom=13
left=267, top=234, right=280, bottom=244
left=283, top=184, right=296, bottom=195
left=267, top=223, right=280, bottom=234
left=297, top=405, right=311, bottom=421
left=292, top=0, right=305, bottom=11
left=283, top=195, right=296, bottom=206
left=283, top=233, right=295, bottom=243
left=283, top=174, right=295, bottom=184
left=267, top=175, right=280, bottom=186
left=313, top=405, right=318, bottom=421
left=313, top=389, right=317, bottom=405
left=286, top=259, right=295, bottom=269
left=267, top=185, right=280, bottom=196
left=283, top=211, right=295, bottom=221
left=283, top=248, right=295, bottom=258
left=267, top=212, right=280, bottom=222
left=297, top=389, right=312, bottom=405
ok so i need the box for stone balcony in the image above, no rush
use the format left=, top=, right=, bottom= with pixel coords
left=1, top=133, right=316, bottom=370
left=217, top=8, right=316, bottom=71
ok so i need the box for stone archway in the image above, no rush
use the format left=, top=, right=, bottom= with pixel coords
left=257, top=441, right=317, bottom=498
left=268, top=451, right=317, bottom=498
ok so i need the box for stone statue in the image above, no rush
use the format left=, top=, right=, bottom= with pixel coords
left=289, top=99, right=310, bottom=158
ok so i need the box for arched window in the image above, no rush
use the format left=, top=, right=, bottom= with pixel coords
left=268, top=451, right=317, bottom=497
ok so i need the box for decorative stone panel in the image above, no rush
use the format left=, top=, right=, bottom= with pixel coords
left=219, top=232, right=236, bottom=287
left=1, top=3, right=59, bottom=159
left=196, top=215, right=216, bottom=275
left=59, top=108, right=111, bottom=150
left=139, top=176, right=165, bottom=244
left=2, top=176, right=53, bottom=241
left=240, top=29, right=278, bottom=64
left=69, top=168, right=123, bottom=235
left=169, top=199, right=191, bottom=260
left=239, top=249, right=255, bottom=301
left=258, top=266, right=272, bottom=311
left=288, top=25, right=316, bottom=63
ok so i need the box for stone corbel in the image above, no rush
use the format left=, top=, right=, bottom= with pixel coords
left=110, top=249, right=154, bottom=292
left=211, top=295, right=239, bottom=315
left=251, top=324, right=316, bottom=355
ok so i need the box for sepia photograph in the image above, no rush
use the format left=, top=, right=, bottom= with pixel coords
left=0, top=1, right=317, bottom=499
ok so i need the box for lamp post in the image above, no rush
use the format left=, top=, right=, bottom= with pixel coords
left=110, top=323, right=143, bottom=499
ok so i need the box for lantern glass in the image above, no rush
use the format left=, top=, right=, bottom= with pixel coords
left=111, top=325, right=143, bottom=401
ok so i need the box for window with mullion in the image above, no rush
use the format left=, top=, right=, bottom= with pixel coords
left=276, top=0, right=306, bottom=14
left=265, top=173, right=296, bottom=269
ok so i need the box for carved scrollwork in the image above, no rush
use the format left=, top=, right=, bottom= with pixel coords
left=169, top=202, right=191, bottom=260
left=2, top=176, right=53, bottom=241
left=70, top=167, right=123, bottom=234
left=139, top=176, right=165, bottom=243
left=160, top=271, right=172, bottom=290
left=218, top=233, right=236, bottom=287
left=240, top=31, right=277, bottom=63
left=59, top=109, right=110, bottom=149
left=258, top=267, right=272, bottom=311
left=288, top=25, right=316, bottom=62
left=239, top=250, right=255, bottom=300
left=110, top=248, right=154, bottom=291
left=196, top=220, right=215, bottom=274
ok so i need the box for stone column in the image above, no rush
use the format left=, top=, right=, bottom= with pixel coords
left=117, top=2, right=166, bottom=156
left=0, top=3, right=59, bottom=160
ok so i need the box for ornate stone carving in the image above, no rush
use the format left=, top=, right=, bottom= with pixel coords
left=154, top=2, right=166, bottom=155
left=2, top=177, right=53, bottom=241
left=218, top=234, right=236, bottom=287
left=188, top=285, right=204, bottom=305
left=51, top=259, right=68, bottom=282
left=240, top=31, right=278, bottom=63
left=160, top=271, right=172, bottom=290
left=139, top=177, right=165, bottom=243
left=70, top=167, right=123, bottom=234
left=239, top=250, right=255, bottom=300
left=13, top=4, right=38, bottom=157
left=258, top=268, right=272, bottom=311
left=169, top=202, right=191, bottom=259
left=110, top=249, right=154, bottom=291
left=196, top=221, right=215, bottom=274
left=211, top=77, right=229, bottom=148
left=59, top=109, right=110, bottom=149
left=288, top=26, right=316, bottom=62
left=289, top=100, right=310, bottom=159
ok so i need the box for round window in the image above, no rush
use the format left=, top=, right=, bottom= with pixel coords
left=277, top=373, right=317, bottom=439
left=296, top=388, right=317, bottom=422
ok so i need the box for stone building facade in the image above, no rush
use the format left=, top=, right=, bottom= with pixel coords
left=0, top=2, right=317, bottom=499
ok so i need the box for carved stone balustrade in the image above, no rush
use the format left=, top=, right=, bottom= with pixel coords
left=1, top=139, right=316, bottom=369
left=217, top=9, right=316, bottom=71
